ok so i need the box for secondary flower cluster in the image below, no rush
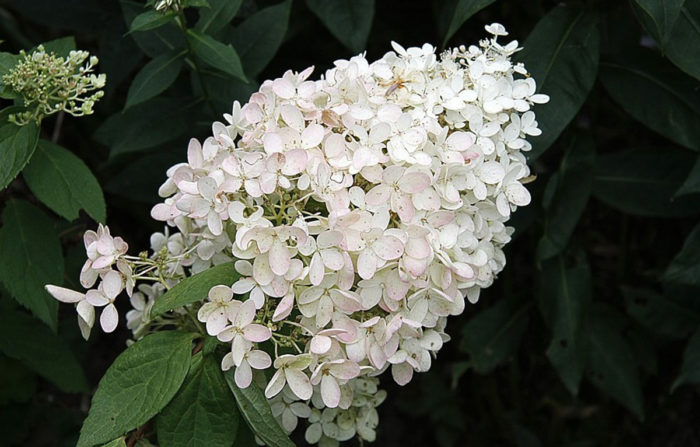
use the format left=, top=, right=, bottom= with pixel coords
left=3, top=45, right=106, bottom=125
left=47, top=24, right=547, bottom=446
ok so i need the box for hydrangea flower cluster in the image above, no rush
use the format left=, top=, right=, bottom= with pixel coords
left=3, top=45, right=106, bottom=125
left=47, top=24, right=547, bottom=446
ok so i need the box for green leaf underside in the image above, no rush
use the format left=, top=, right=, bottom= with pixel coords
left=0, top=199, right=62, bottom=330
left=536, top=133, right=595, bottom=261
left=187, top=29, right=246, bottom=82
left=195, top=0, right=243, bottom=34
left=440, top=0, right=495, bottom=47
left=586, top=313, right=644, bottom=420
left=157, top=354, right=239, bottom=447
left=305, top=0, right=375, bottom=54
left=0, top=305, right=88, bottom=393
left=125, top=50, right=185, bottom=109
left=23, top=140, right=106, bottom=223
left=0, top=122, right=39, bottom=190
left=599, top=48, right=700, bottom=152
left=539, top=254, right=591, bottom=395
left=593, top=149, right=700, bottom=217
left=224, top=370, right=295, bottom=447
left=228, top=0, right=292, bottom=79
left=460, top=298, right=530, bottom=374
left=130, top=10, right=176, bottom=33
left=77, top=331, right=196, bottom=447
left=150, top=262, right=239, bottom=317
left=664, top=222, right=700, bottom=286
left=515, top=5, right=600, bottom=160
left=99, top=438, right=126, bottom=447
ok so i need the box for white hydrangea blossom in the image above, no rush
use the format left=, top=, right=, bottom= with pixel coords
left=46, top=24, right=548, bottom=446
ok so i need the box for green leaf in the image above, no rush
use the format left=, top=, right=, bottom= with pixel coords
left=459, top=297, right=530, bottom=374
left=438, top=0, right=495, bottom=47
left=586, top=311, right=644, bottom=420
left=515, top=5, right=600, bottom=160
left=664, top=222, right=700, bottom=286
left=536, top=134, right=595, bottom=261
left=599, top=48, right=700, bottom=151
left=95, top=98, right=194, bottom=158
left=0, top=122, right=39, bottom=190
left=305, top=0, right=374, bottom=54
left=187, top=29, right=246, bottom=81
left=158, top=354, right=239, bottom=447
left=100, top=438, right=126, bottom=447
left=151, top=262, right=239, bottom=317
left=125, top=50, right=185, bottom=109
left=121, top=0, right=186, bottom=59
left=592, top=148, right=700, bottom=217
left=0, top=305, right=87, bottom=393
left=665, top=3, right=700, bottom=81
left=23, top=140, right=106, bottom=223
left=195, top=0, right=243, bottom=34
left=224, top=371, right=294, bottom=447
left=676, top=155, right=700, bottom=197
left=672, top=327, right=700, bottom=391
left=228, top=0, right=292, bottom=78
left=0, top=199, right=62, bottom=330
left=0, top=52, right=19, bottom=76
left=130, top=10, right=176, bottom=33
left=40, top=36, right=77, bottom=57
left=77, top=331, right=196, bottom=447
left=631, top=0, right=684, bottom=48
left=623, top=287, right=700, bottom=339
left=538, top=254, right=591, bottom=395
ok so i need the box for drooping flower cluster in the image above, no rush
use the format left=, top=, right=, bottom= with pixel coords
left=47, top=24, right=547, bottom=446
left=3, top=45, right=106, bottom=125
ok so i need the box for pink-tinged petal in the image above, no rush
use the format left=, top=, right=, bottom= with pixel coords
left=91, top=255, right=115, bottom=270
left=398, top=172, right=431, bottom=193
left=209, top=285, right=234, bottom=302
left=45, top=285, right=84, bottom=303
left=102, top=270, right=124, bottom=299
left=331, top=315, right=357, bottom=343
left=187, top=138, right=203, bottom=167
left=243, top=324, right=272, bottom=342
left=310, top=335, right=332, bottom=354
left=273, top=78, right=296, bottom=99
left=235, top=360, right=253, bottom=388
left=206, top=309, right=228, bottom=336
left=253, top=255, right=274, bottom=286
left=320, top=375, right=341, bottom=408
left=231, top=278, right=255, bottom=294
left=391, top=362, right=414, bottom=386
left=232, top=335, right=252, bottom=366
left=80, top=263, right=99, bottom=288
left=247, top=350, right=272, bottom=370
left=282, top=149, right=308, bottom=175
left=329, top=360, right=360, bottom=380
left=86, top=290, right=110, bottom=307
left=323, top=134, right=346, bottom=157
left=392, top=193, right=415, bottom=223
left=329, top=289, right=362, bottom=313
left=316, top=295, right=333, bottom=328
left=272, top=293, right=294, bottom=322
left=235, top=299, right=257, bottom=327
left=357, top=250, right=377, bottom=280
left=385, top=271, right=410, bottom=301
left=76, top=300, right=95, bottom=327
left=402, top=256, right=428, bottom=277
left=197, top=176, right=218, bottom=201
left=405, top=237, right=430, bottom=259
left=250, top=287, right=265, bottom=309
left=368, top=342, right=387, bottom=369
left=301, top=124, right=324, bottom=149
left=221, top=352, right=234, bottom=371
left=263, top=132, right=284, bottom=154
left=77, top=315, right=92, bottom=340
left=264, top=369, right=287, bottom=398
left=285, top=368, right=313, bottom=400
left=310, top=252, right=328, bottom=285
left=298, top=286, right=324, bottom=305
left=100, top=303, right=119, bottom=333
left=268, top=239, right=290, bottom=276
left=364, top=185, right=391, bottom=206
left=151, top=203, right=179, bottom=221
left=373, top=235, right=404, bottom=260
left=320, top=248, right=344, bottom=270
left=208, top=212, right=223, bottom=236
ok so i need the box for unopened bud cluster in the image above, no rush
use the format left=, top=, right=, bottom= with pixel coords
left=47, top=24, right=548, bottom=446
left=3, top=45, right=106, bottom=125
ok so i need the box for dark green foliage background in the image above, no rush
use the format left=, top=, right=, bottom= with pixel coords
left=1, top=0, right=700, bottom=446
